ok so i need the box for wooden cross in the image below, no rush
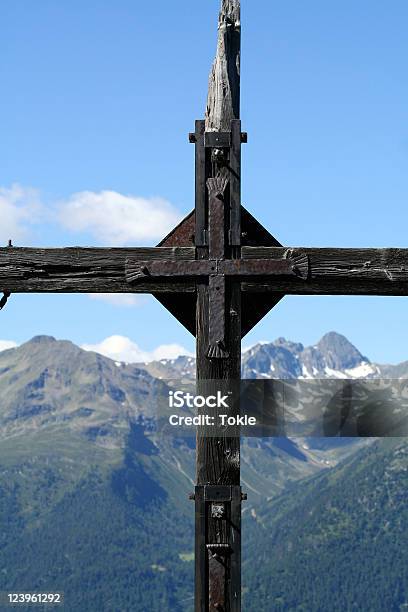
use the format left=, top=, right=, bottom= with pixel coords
left=2, top=1, right=408, bottom=610
left=126, top=174, right=308, bottom=359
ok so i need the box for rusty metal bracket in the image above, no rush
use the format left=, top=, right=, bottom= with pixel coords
left=125, top=252, right=310, bottom=283
left=194, top=484, right=243, bottom=612
left=207, top=176, right=229, bottom=360
left=204, top=132, right=231, bottom=148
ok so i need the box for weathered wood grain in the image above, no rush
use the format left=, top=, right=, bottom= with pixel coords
left=241, top=246, right=408, bottom=295
left=229, top=119, right=242, bottom=246
left=205, top=0, right=240, bottom=131
left=194, top=120, right=208, bottom=247
left=3, top=245, right=408, bottom=295
left=198, top=2, right=242, bottom=610
left=0, top=247, right=195, bottom=293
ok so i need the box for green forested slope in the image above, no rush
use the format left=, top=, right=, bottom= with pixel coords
left=244, top=438, right=408, bottom=611
left=0, top=337, right=406, bottom=611
left=0, top=452, right=194, bottom=612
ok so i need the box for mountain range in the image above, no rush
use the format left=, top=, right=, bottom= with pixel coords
left=0, top=332, right=406, bottom=610
left=143, top=330, right=407, bottom=381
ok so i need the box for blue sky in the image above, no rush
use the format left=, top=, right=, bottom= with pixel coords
left=1, top=0, right=408, bottom=363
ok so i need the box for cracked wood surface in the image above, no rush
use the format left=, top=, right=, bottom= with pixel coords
left=0, top=247, right=195, bottom=293
left=198, top=3, right=242, bottom=610
left=3, top=245, right=408, bottom=294
left=242, top=247, right=408, bottom=295
left=205, top=0, right=240, bottom=131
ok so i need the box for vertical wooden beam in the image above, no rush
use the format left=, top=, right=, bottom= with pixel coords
left=194, top=486, right=207, bottom=610
left=195, top=120, right=208, bottom=247
left=229, top=119, right=242, bottom=247
left=206, top=0, right=241, bottom=132
left=196, top=284, right=241, bottom=611
left=196, top=2, right=242, bottom=611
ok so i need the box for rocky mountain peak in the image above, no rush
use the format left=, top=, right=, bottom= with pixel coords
left=241, top=332, right=376, bottom=379
left=274, top=337, right=304, bottom=354
left=28, top=335, right=57, bottom=344
left=316, top=331, right=368, bottom=371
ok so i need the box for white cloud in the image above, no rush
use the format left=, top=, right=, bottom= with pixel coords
left=0, top=184, right=42, bottom=243
left=0, top=340, right=18, bottom=352
left=0, top=185, right=183, bottom=247
left=88, top=294, right=144, bottom=307
left=81, top=335, right=193, bottom=363
left=58, top=190, right=182, bottom=245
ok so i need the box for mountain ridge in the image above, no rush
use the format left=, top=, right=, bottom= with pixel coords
left=138, top=330, right=404, bottom=381
left=0, top=332, right=406, bottom=610
left=0, top=333, right=363, bottom=498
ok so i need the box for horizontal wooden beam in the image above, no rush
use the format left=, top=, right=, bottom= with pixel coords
left=242, top=247, right=408, bottom=295
left=0, top=247, right=196, bottom=293
left=3, top=244, right=408, bottom=296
